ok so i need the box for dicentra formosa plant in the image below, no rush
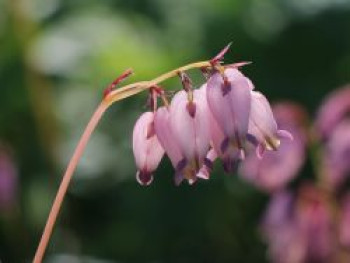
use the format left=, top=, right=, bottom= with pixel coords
left=33, top=44, right=292, bottom=262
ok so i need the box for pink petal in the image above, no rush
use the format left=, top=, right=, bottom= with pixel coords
left=154, top=107, right=183, bottom=167
left=207, top=68, right=251, bottom=149
left=170, top=87, right=211, bottom=164
left=248, top=91, right=280, bottom=151
left=196, top=148, right=217, bottom=180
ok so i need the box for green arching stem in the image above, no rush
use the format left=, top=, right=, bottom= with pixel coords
left=33, top=60, right=212, bottom=263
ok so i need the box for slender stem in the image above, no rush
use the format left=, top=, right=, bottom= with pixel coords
left=33, top=101, right=108, bottom=263
left=33, top=60, right=212, bottom=262
left=105, top=61, right=211, bottom=105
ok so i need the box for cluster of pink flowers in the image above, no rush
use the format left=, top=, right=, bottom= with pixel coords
left=132, top=65, right=292, bottom=186
left=260, top=86, right=350, bottom=262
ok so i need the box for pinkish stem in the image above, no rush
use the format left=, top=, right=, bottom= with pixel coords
left=33, top=101, right=108, bottom=263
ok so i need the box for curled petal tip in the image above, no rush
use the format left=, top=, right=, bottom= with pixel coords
left=256, top=143, right=265, bottom=159
left=196, top=170, right=209, bottom=180
left=136, top=170, right=153, bottom=186
left=277, top=130, right=294, bottom=141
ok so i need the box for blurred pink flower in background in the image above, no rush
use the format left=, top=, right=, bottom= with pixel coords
left=339, top=193, right=350, bottom=248
left=322, top=121, right=350, bottom=188
left=262, top=185, right=334, bottom=263
left=0, top=147, right=18, bottom=213
left=315, top=85, right=350, bottom=140
left=240, top=103, right=307, bottom=192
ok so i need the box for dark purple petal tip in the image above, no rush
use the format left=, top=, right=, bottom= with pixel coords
left=136, top=170, right=153, bottom=186
left=204, top=157, right=214, bottom=170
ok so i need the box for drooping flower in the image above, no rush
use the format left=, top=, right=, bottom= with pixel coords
left=169, top=85, right=211, bottom=184
left=248, top=92, right=293, bottom=157
left=295, top=185, right=334, bottom=262
left=132, top=112, right=164, bottom=186
left=240, top=103, right=306, bottom=192
left=262, top=185, right=334, bottom=263
left=206, top=68, right=252, bottom=159
left=261, top=191, right=307, bottom=263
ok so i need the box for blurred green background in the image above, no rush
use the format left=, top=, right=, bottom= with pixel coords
left=0, top=0, right=350, bottom=262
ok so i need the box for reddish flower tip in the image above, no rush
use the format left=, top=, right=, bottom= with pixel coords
left=186, top=102, right=197, bottom=118
left=103, top=68, right=134, bottom=98
left=136, top=170, right=153, bottom=186
left=210, top=42, right=232, bottom=66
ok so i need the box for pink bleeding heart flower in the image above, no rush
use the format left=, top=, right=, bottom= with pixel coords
left=132, top=111, right=164, bottom=186
left=206, top=68, right=252, bottom=159
left=248, top=91, right=293, bottom=157
left=169, top=85, right=211, bottom=184
left=240, top=103, right=306, bottom=192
